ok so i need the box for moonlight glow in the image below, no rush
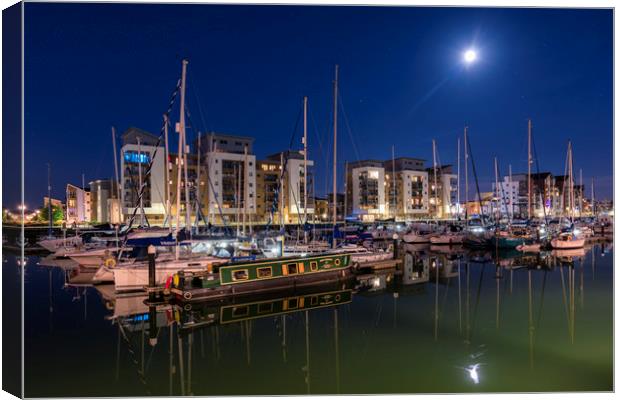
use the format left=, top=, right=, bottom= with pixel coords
left=464, top=49, right=477, bottom=64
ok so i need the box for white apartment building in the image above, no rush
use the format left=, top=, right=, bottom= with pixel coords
left=120, top=127, right=167, bottom=224
left=65, top=184, right=90, bottom=224
left=203, top=133, right=256, bottom=224
left=347, top=160, right=386, bottom=222
left=493, top=178, right=521, bottom=218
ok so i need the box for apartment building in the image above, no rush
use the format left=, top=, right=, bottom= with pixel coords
left=65, top=184, right=90, bottom=224
left=426, top=165, right=458, bottom=219
left=346, top=160, right=386, bottom=222
left=201, top=133, right=256, bottom=226
left=384, top=157, right=428, bottom=220
left=120, top=127, right=167, bottom=225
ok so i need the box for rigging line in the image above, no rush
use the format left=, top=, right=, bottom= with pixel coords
left=118, top=78, right=181, bottom=259
left=187, top=69, right=211, bottom=133
left=266, top=105, right=303, bottom=229
left=309, top=108, right=329, bottom=170
left=337, top=91, right=363, bottom=164
left=466, top=135, right=487, bottom=224
left=531, top=135, right=549, bottom=225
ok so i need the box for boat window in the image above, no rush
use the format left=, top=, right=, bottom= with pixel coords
left=232, top=269, right=249, bottom=281
left=232, top=306, right=249, bottom=317
left=257, top=303, right=273, bottom=314
left=257, top=267, right=272, bottom=278
left=335, top=258, right=341, bottom=266
left=310, top=296, right=318, bottom=306
left=286, top=263, right=298, bottom=274
left=310, top=261, right=318, bottom=271
left=286, top=298, right=299, bottom=310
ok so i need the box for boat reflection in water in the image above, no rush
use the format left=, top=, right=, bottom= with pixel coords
left=20, top=240, right=611, bottom=396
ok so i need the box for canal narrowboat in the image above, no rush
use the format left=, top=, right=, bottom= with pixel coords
left=170, top=252, right=353, bottom=302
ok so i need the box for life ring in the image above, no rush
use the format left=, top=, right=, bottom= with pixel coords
left=183, top=291, right=192, bottom=300
left=104, top=258, right=116, bottom=268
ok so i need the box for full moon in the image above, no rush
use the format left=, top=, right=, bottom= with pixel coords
left=464, top=49, right=477, bottom=63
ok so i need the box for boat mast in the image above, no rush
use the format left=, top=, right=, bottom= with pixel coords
left=112, top=126, right=122, bottom=224
left=236, top=164, right=241, bottom=236
left=457, top=137, right=460, bottom=219
left=343, top=160, right=348, bottom=229
left=175, top=60, right=188, bottom=259
left=180, top=61, right=191, bottom=233
left=568, top=141, right=574, bottom=223
left=509, top=164, right=513, bottom=223
left=392, top=145, right=396, bottom=219
left=527, top=119, right=532, bottom=220
left=47, top=162, right=52, bottom=236
left=591, top=177, right=595, bottom=217
left=242, top=143, right=248, bottom=236
left=195, top=131, right=202, bottom=231
left=280, top=152, right=285, bottom=229
left=432, top=139, right=439, bottom=220
left=303, top=96, right=308, bottom=244
left=464, top=127, right=468, bottom=223
left=579, top=168, right=583, bottom=218
left=494, top=157, right=499, bottom=223
left=163, top=117, right=171, bottom=231
left=137, top=136, right=144, bottom=227
left=332, top=64, right=339, bottom=249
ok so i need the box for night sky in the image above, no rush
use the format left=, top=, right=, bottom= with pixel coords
left=15, top=4, right=613, bottom=209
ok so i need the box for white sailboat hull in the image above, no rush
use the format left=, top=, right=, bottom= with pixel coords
left=550, top=237, right=585, bottom=249
left=38, top=236, right=82, bottom=252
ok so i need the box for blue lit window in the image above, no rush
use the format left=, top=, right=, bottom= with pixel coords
left=124, top=151, right=150, bottom=164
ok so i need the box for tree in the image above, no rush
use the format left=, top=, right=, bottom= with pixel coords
left=39, top=205, right=64, bottom=224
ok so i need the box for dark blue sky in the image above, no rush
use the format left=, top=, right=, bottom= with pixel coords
left=18, top=4, right=612, bottom=208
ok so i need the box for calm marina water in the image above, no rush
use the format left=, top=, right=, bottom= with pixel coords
left=9, top=243, right=613, bottom=396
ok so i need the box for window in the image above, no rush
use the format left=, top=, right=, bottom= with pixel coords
left=232, top=306, right=249, bottom=317
left=286, top=263, right=298, bottom=274
left=286, top=298, right=299, bottom=310
left=310, top=261, right=318, bottom=271
left=232, top=269, right=249, bottom=281
left=310, top=296, right=319, bottom=306
left=257, top=267, right=272, bottom=278
left=257, top=303, right=273, bottom=314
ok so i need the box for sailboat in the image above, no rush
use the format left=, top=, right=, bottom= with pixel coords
left=551, top=141, right=585, bottom=249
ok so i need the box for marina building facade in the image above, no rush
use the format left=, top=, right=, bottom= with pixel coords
left=384, top=158, right=429, bottom=219
left=346, top=160, right=386, bottom=222
left=65, top=184, right=90, bottom=224
left=89, top=179, right=120, bottom=224
left=202, top=133, right=256, bottom=226
left=120, top=127, right=167, bottom=225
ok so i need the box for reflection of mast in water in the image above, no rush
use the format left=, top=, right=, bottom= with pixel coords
left=334, top=309, right=340, bottom=394
left=457, top=259, right=462, bottom=334
left=591, top=244, right=596, bottom=280
left=580, top=255, right=584, bottom=309
left=177, top=329, right=186, bottom=396
left=169, top=324, right=174, bottom=396
left=115, top=325, right=121, bottom=382
left=188, top=331, right=194, bottom=395
left=495, top=265, right=501, bottom=329
left=49, top=269, right=54, bottom=332
left=281, top=315, right=287, bottom=362
left=304, top=311, right=311, bottom=394
left=434, top=257, right=439, bottom=341
left=243, top=320, right=252, bottom=365
left=528, top=270, right=534, bottom=369
left=465, top=261, right=471, bottom=344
